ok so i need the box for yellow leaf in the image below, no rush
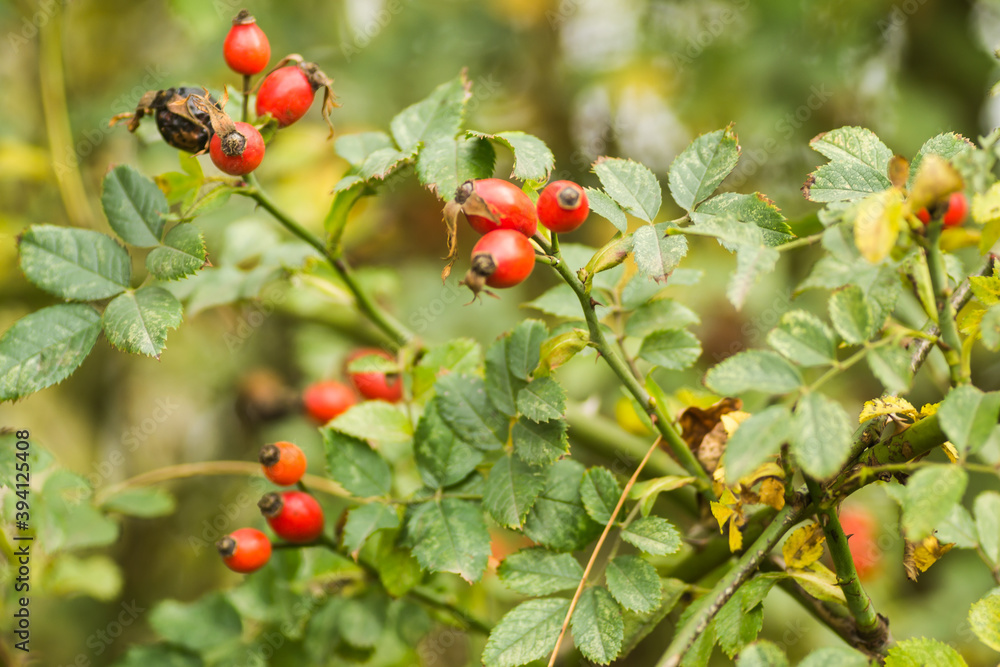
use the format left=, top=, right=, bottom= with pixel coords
left=782, top=522, right=826, bottom=569
left=720, top=411, right=752, bottom=436
left=859, top=396, right=917, bottom=424
left=908, top=154, right=964, bottom=212
left=940, top=227, right=980, bottom=252
left=711, top=501, right=734, bottom=533
left=942, top=442, right=959, bottom=463
left=854, top=188, right=904, bottom=264
left=979, top=219, right=1000, bottom=254
left=919, top=402, right=939, bottom=418
left=739, top=462, right=785, bottom=489
left=971, top=182, right=1000, bottom=225
left=958, top=302, right=987, bottom=337
left=758, top=478, right=786, bottom=511
left=728, top=520, right=744, bottom=552
left=787, top=563, right=847, bottom=605
left=970, top=272, right=1000, bottom=306
left=904, top=536, right=954, bottom=581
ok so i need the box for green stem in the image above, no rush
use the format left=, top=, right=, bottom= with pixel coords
left=805, top=478, right=888, bottom=650
left=777, top=231, right=825, bottom=252
left=536, top=236, right=712, bottom=492
left=807, top=337, right=895, bottom=393
left=241, top=174, right=413, bottom=348
left=39, top=4, right=97, bottom=229
left=241, top=74, right=251, bottom=123
left=408, top=586, right=492, bottom=635
left=924, top=227, right=965, bottom=384
left=655, top=499, right=809, bottom=667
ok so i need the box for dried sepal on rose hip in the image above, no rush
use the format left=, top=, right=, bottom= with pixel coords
left=109, top=87, right=220, bottom=153
left=460, top=229, right=536, bottom=300
left=255, top=54, right=339, bottom=136
left=223, top=9, right=271, bottom=76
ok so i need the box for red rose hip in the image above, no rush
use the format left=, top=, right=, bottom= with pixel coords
left=259, top=441, right=307, bottom=486
left=302, top=380, right=356, bottom=423
left=345, top=349, right=403, bottom=403
left=256, top=66, right=315, bottom=127
left=209, top=121, right=265, bottom=175
left=259, top=491, right=325, bottom=543
left=942, top=191, right=968, bottom=228
left=462, top=229, right=536, bottom=297
left=223, top=10, right=271, bottom=76
left=460, top=179, right=538, bottom=237
left=217, top=527, right=271, bottom=573
left=537, top=180, right=589, bottom=233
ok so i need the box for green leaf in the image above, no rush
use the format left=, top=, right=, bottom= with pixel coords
left=690, top=193, right=793, bottom=247
left=102, top=287, right=182, bottom=359
left=325, top=179, right=365, bottom=252
left=625, top=298, right=700, bottom=338
left=620, top=579, right=687, bottom=658
left=512, top=417, right=570, bottom=466
left=45, top=553, right=123, bottom=601
left=605, top=555, right=662, bottom=613
left=593, top=157, right=662, bottom=222
left=482, top=598, right=569, bottom=667
left=100, top=487, right=176, bottom=518
left=535, top=329, right=589, bottom=376
left=828, top=285, right=873, bottom=344
left=571, top=586, right=623, bottom=665
left=724, top=405, right=793, bottom=485
left=358, top=147, right=413, bottom=181
left=338, top=592, right=388, bottom=648
left=798, top=647, right=872, bottom=667
left=335, top=131, right=394, bottom=166
left=524, top=284, right=586, bottom=319
left=633, top=224, right=688, bottom=283
left=412, top=338, right=482, bottom=400
left=101, top=164, right=168, bottom=246
left=37, top=470, right=118, bottom=551
left=328, top=401, right=413, bottom=443
left=969, top=589, right=1000, bottom=652
left=939, top=386, right=1000, bottom=456
left=414, top=401, right=482, bottom=489
left=884, top=637, right=967, bottom=667
left=487, top=336, right=527, bottom=417
left=497, top=547, right=584, bottom=595
left=322, top=429, right=391, bottom=497
left=586, top=187, right=628, bottom=232
left=715, top=575, right=783, bottom=658
left=908, top=133, right=975, bottom=189
left=979, top=304, right=1000, bottom=351
left=638, top=328, right=702, bottom=370
left=112, top=645, right=201, bottom=667
left=435, top=374, right=511, bottom=450
left=0, top=304, right=101, bottom=402
left=935, top=504, right=979, bottom=548
left=342, top=503, right=400, bottom=555
left=524, top=459, right=601, bottom=551
left=580, top=466, right=623, bottom=524
left=406, top=498, right=490, bottom=583
left=728, top=248, right=778, bottom=311
left=416, top=136, right=495, bottom=199
left=19, top=225, right=131, bottom=300
left=803, top=127, right=893, bottom=203
left=483, top=454, right=547, bottom=529
left=507, top=319, right=548, bottom=380
left=621, top=516, right=681, bottom=556
left=766, top=310, right=837, bottom=367
left=391, top=73, right=470, bottom=153
left=516, top=377, right=567, bottom=422
left=668, top=126, right=741, bottom=212
left=791, top=392, right=853, bottom=480
left=149, top=593, right=242, bottom=652
left=867, top=345, right=914, bottom=396
left=471, top=131, right=554, bottom=181
left=902, top=465, right=968, bottom=540
left=975, top=492, right=1000, bottom=564
left=145, top=224, right=206, bottom=281
left=704, top=350, right=803, bottom=395
left=736, top=641, right=789, bottom=667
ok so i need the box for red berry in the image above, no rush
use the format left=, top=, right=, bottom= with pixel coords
left=469, top=229, right=536, bottom=289
left=537, top=180, right=589, bottom=233
left=223, top=10, right=270, bottom=76
left=345, top=349, right=403, bottom=403
left=839, top=507, right=880, bottom=581
left=943, top=191, right=968, bottom=228
left=302, top=380, right=356, bottom=423
left=256, top=66, right=315, bottom=127
left=259, top=441, right=307, bottom=486
left=916, top=207, right=931, bottom=224
left=209, top=122, right=264, bottom=176
left=217, top=527, right=271, bottom=573
left=462, top=179, right=538, bottom=237
left=259, top=491, right=325, bottom=543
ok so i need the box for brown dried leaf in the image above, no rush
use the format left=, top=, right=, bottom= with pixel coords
left=903, top=535, right=955, bottom=581
left=679, top=397, right=743, bottom=453
left=441, top=199, right=462, bottom=282
left=758, top=477, right=786, bottom=510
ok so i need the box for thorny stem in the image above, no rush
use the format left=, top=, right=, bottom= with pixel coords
left=548, top=436, right=663, bottom=667
left=655, top=499, right=809, bottom=667
left=923, top=225, right=966, bottom=384
left=241, top=173, right=413, bottom=348
left=805, top=477, right=889, bottom=652
left=535, top=234, right=712, bottom=492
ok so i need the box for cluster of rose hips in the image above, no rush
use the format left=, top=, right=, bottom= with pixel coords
left=301, top=348, right=402, bottom=423
left=113, top=9, right=335, bottom=177
left=451, top=178, right=591, bottom=297
left=216, top=440, right=323, bottom=573
left=915, top=191, right=969, bottom=228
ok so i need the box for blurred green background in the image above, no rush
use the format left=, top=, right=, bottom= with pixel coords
left=1, top=0, right=1000, bottom=665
